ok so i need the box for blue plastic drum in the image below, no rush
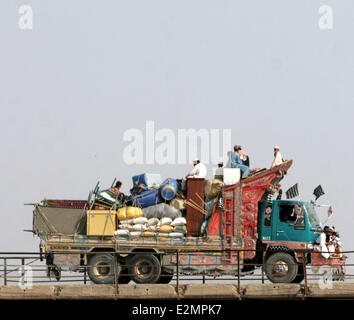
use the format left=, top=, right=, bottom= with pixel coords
left=160, top=178, right=178, bottom=201
left=132, top=189, right=160, bottom=208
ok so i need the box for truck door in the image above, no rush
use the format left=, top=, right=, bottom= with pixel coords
left=258, top=202, right=274, bottom=241
left=273, top=201, right=309, bottom=242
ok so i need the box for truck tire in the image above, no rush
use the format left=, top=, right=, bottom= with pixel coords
left=88, top=254, right=119, bottom=284
left=265, top=252, right=298, bottom=283
left=128, top=254, right=161, bottom=284
left=158, top=269, right=173, bottom=284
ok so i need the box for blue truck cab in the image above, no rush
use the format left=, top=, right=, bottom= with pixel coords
left=258, top=200, right=321, bottom=244
left=253, top=200, right=327, bottom=283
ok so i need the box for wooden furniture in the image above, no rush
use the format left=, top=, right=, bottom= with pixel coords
left=186, top=178, right=205, bottom=236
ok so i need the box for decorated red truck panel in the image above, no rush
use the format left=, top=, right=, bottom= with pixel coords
left=207, top=161, right=293, bottom=260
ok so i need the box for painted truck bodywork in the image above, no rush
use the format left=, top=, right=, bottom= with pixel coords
left=32, top=160, right=344, bottom=283
left=258, top=200, right=318, bottom=244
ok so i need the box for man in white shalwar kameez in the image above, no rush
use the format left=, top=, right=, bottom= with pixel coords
left=314, top=226, right=333, bottom=259
left=271, top=146, right=283, bottom=168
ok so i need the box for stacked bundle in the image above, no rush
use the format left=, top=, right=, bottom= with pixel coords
left=157, top=217, right=174, bottom=237
left=143, top=203, right=182, bottom=220
left=114, top=215, right=187, bottom=239
left=169, top=217, right=187, bottom=238
left=117, top=206, right=143, bottom=220
left=115, top=206, right=144, bottom=237
left=155, top=217, right=187, bottom=238
left=116, top=217, right=148, bottom=238
left=143, top=203, right=186, bottom=238
left=142, top=217, right=160, bottom=237
left=114, top=183, right=188, bottom=239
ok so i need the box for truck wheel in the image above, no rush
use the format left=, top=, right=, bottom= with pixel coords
left=88, top=254, right=119, bottom=284
left=118, top=268, right=131, bottom=284
left=128, top=254, right=161, bottom=284
left=265, top=252, right=298, bottom=283
left=292, top=265, right=304, bottom=283
left=158, top=269, right=173, bottom=284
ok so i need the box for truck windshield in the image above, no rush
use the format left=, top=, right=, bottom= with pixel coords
left=305, top=204, right=321, bottom=228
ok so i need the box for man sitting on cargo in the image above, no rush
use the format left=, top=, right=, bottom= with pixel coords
left=236, top=145, right=250, bottom=167
left=181, top=158, right=207, bottom=191
left=214, top=160, right=224, bottom=181
left=230, top=145, right=249, bottom=178
left=108, top=181, right=125, bottom=202
left=271, top=145, right=283, bottom=168
left=186, top=158, right=207, bottom=179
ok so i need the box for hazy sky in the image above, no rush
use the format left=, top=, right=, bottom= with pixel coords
left=0, top=1, right=352, bottom=255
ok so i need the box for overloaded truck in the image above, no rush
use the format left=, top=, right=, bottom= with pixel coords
left=30, top=160, right=345, bottom=284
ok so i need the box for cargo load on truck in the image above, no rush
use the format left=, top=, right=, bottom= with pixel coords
left=32, top=161, right=292, bottom=242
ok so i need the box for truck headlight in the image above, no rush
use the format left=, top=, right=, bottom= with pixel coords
left=306, top=243, right=314, bottom=249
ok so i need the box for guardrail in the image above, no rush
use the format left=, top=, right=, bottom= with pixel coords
left=0, top=249, right=351, bottom=298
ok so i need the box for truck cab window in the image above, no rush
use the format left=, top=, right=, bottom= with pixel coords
left=279, top=204, right=297, bottom=223
left=264, top=206, right=272, bottom=227
left=293, top=205, right=305, bottom=229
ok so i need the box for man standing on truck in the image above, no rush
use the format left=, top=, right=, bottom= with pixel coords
left=314, top=226, right=333, bottom=259
left=230, top=145, right=249, bottom=177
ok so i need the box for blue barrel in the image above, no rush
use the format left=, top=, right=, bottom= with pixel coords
left=132, top=189, right=161, bottom=208
left=160, top=178, right=178, bottom=201
left=132, top=173, right=162, bottom=191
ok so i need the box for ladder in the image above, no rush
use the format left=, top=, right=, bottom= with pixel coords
left=221, top=184, right=242, bottom=264
left=222, top=188, right=235, bottom=263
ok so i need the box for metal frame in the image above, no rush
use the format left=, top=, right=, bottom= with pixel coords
left=0, top=248, right=349, bottom=299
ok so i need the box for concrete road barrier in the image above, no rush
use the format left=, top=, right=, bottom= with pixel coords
left=183, top=284, right=239, bottom=299
left=118, top=284, right=177, bottom=299
left=306, top=283, right=354, bottom=299
left=24, top=286, right=56, bottom=300
left=1, top=283, right=354, bottom=299
left=56, top=284, right=116, bottom=300
left=241, top=284, right=303, bottom=299
left=0, top=285, right=26, bottom=300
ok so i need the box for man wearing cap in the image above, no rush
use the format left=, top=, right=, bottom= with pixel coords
left=181, top=158, right=207, bottom=191
left=271, top=145, right=283, bottom=168
left=230, top=145, right=249, bottom=178
left=186, top=158, right=207, bottom=179
left=331, top=232, right=343, bottom=258
left=314, top=226, right=333, bottom=259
